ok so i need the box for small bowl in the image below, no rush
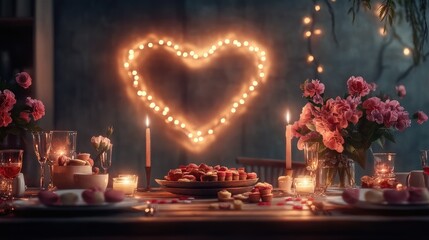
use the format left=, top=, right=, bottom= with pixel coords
left=52, top=165, right=92, bottom=189
left=74, top=173, right=109, bottom=191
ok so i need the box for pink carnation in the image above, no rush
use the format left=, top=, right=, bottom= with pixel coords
left=322, top=130, right=344, bottom=153
left=0, top=89, right=17, bottom=112
left=414, top=111, right=428, bottom=125
left=347, top=76, right=373, bottom=97
left=302, top=79, right=325, bottom=99
left=0, top=111, right=13, bottom=127
left=395, top=85, right=406, bottom=98
left=26, top=97, right=46, bottom=121
left=15, top=72, right=32, bottom=89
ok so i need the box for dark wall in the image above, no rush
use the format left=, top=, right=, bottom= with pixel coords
left=25, top=0, right=429, bottom=187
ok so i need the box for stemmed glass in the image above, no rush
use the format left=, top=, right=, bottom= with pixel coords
left=0, top=149, right=23, bottom=213
left=100, top=144, right=112, bottom=174
left=304, top=142, right=319, bottom=179
left=31, top=131, right=52, bottom=190
left=420, top=150, right=429, bottom=188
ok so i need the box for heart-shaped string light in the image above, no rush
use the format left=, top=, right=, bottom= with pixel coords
left=123, top=34, right=269, bottom=149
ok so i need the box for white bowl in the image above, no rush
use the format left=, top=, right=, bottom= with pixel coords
left=52, top=165, right=92, bottom=189
left=73, top=173, right=109, bottom=191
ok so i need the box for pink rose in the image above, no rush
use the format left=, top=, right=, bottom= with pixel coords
left=347, top=76, right=372, bottom=97
left=414, top=111, right=428, bottom=125
left=15, top=72, right=32, bottom=89
left=395, top=85, right=406, bottom=98
left=19, top=111, right=31, bottom=123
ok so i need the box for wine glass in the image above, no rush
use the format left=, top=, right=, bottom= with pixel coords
left=31, top=131, right=52, bottom=190
left=304, top=142, right=319, bottom=178
left=0, top=149, right=23, bottom=213
left=100, top=144, right=112, bottom=174
left=420, top=150, right=429, bottom=188
left=48, top=130, right=77, bottom=189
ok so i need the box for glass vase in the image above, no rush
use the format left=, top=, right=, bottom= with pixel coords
left=316, top=153, right=356, bottom=194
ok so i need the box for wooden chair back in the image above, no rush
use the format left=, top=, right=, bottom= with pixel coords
left=236, top=157, right=307, bottom=187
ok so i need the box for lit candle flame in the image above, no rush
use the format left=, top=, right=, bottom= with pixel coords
left=146, top=116, right=150, bottom=128
left=286, top=111, right=290, bottom=124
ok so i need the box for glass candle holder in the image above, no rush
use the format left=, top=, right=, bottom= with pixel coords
left=113, top=175, right=138, bottom=195
left=373, top=152, right=395, bottom=178
left=294, top=176, right=315, bottom=196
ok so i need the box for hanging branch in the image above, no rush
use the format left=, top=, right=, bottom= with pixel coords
left=323, top=0, right=339, bottom=46
left=373, top=34, right=394, bottom=82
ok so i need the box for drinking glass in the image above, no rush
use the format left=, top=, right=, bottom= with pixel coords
left=31, top=131, right=52, bottom=190
left=0, top=149, right=23, bottom=213
left=304, top=142, right=319, bottom=178
left=100, top=144, right=112, bottom=174
left=47, top=130, right=77, bottom=189
left=373, top=152, right=395, bottom=178
left=420, top=150, right=429, bottom=188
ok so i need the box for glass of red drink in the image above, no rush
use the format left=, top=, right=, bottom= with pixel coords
left=420, top=150, right=429, bottom=188
left=0, top=149, right=23, bottom=214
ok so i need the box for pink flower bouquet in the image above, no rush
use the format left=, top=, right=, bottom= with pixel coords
left=292, top=76, right=428, bottom=168
left=0, top=72, right=46, bottom=140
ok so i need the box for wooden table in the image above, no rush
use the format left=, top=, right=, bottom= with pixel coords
left=1, top=188, right=428, bottom=240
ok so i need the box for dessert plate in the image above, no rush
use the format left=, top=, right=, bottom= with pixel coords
left=155, top=178, right=258, bottom=188
left=160, top=186, right=253, bottom=197
left=327, top=195, right=429, bottom=211
left=13, top=189, right=140, bottom=214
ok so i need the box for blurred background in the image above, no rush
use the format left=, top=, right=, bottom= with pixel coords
left=1, top=0, right=428, bottom=187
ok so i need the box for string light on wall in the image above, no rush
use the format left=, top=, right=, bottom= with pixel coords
left=123, top=35, right=270, bottom=148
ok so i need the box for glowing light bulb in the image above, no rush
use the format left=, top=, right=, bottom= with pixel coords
left=243, top=93, right=248, bottom=98
left=315, top=4, right=321, bottom=11
left=249, top=86, right=255, bottom=91
left=158, top=40, right=164, bottom=45
left=233, top=102, right=239, bottom=108
left=148, top=42, right=153, bottom=48
left=134, top=75, right=139, bottom=80
left=149, top=102, right=156, bottom=108
left=197, top=131, right=202, bottom=136
left=259, top=72, right=265, bottom=78
left=177, top=51, right=182, bottom=56
left=314, top=29, right=322, bottom=35
left=198, top=137, right=203, bottom=142
left=224, top=39, right=230, bottom=44
left=252, top=80, right=258, bottom=86
left=317, top=65, right=324, bottom=73
left=258, top=64, right=263, bottom=69
left=220, top=118, right=226, bottom=123
left=139, top=45, right=144, bottom=49
left=208, top=129, right=214, bottom=134
left=174, top=45, right=179, bottom=50
left=141, top=91, right=147, bottom=96
left=167, top=116, right=173, bottom=122
left=128, top=55, right=134, bottom=60
left=193, top=138, right=198, bottom=143
left=133, top=80, right=138, bottom=87
left=190, top=51, right=195, bottom=56
left=183, top=52, right=188, bottom=57
left=167, top=41, right=172, bottom=46
left=180, top=123, right=186, bottom=128
left=231, top=108, right=236, bottom=113
left=239, top=99, right=245, bottom=104
left=305, top=31, right=312, bottom=38
left=124, top=62, right=129, bottom=68
left=403, top=47, right=411, bottom=56
left=261, top=56, right=266, bottom=61
left=218, top=41, right=223, bottom=46
left=244, top=41, right=249, bottom=46
left=154, top=106, right=160, bottom=111
left=307, top=55, right=314, bottom=62
left=132, top=70, right=137, bottom=75
left=303, top=17, right=311, bottom=24
left=147, top=95, right=153, bottom=100
left=137, top=90, right=143, bottom=96
left=174, top=120, right=179, bottom=125
left=164, top=107, right=169, bottom=112
left=188, top=133, right=193, bottom=138
left=129, top=49, right=134, bottom=55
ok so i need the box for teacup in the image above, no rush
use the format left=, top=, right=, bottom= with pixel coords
left=52, top=165, right=92, bottom=189
left=74, top=174, right=109, bottom=191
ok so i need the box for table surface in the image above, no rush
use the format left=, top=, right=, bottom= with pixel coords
left=1, top=187, right=428, bottom=240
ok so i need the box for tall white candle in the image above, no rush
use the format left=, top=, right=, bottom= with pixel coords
left=285, top=111, right=292, bottom=171
left=146, top=116, right=151, bottom=167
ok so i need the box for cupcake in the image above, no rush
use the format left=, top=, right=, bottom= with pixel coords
left=218, top=189, right=232, bottom=202
left=255, top=182, right=273, bottom=195
left=201, top=173, right=218, bottom=182
left=232, top=170, right=239, bottom=181
left=233, top=194, right=249, bottom=202
left=247, top=172, right=257, bottom=179
left=217, top=171, right=226, bottom=181
left=225, top=171, right=233, bottom=181
left=261, top=193, right=273, bottom=202
left=248, top=191, right=261, bottom=203
left=238, top=170, right=247, bottom=180
left=233, top=200, right=243, bottom=210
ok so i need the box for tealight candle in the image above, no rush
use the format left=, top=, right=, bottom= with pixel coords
left=294, top=176, right=315, bottom=195
left=278, top=175, right=293, bottom=193
left=113, top=175, right=138, bottom=195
